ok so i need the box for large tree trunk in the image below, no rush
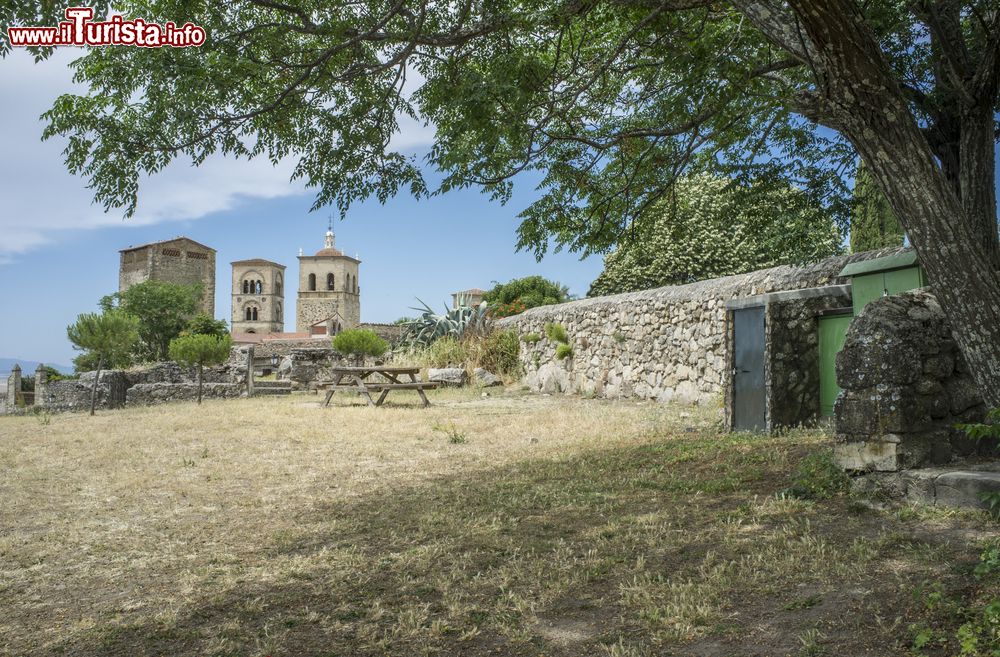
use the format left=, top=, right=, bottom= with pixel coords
left=90, top=356, right=103, bottom=416
left=787, top=0, right=1000, bottom=408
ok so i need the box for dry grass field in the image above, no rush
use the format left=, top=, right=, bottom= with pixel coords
left=0, top=389, right=996, bottom=657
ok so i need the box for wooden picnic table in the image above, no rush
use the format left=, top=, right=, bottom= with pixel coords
left=317, top=366, right=438, bottom=408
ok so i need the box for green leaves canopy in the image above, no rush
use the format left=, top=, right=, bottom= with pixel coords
left=331, top=329, right=389, bottom=358
left=101, top=280, right=202, bottom=362
left=483, top=276, right=570, bottom=317
left=168, top=333, right=233, bottom=369
left=67, top=310, right=140, bottom=370
left=589, top=174, right=843, bottom=296
left=14, top=0, right=866, bottom=257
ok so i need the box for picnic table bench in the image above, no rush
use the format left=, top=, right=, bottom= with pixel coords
left=317, top=366, right=438, bottom=407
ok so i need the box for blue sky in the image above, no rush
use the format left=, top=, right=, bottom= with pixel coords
left=0, top=50, right=602, bottom=367
left=1, top=178, right=603, bottom=368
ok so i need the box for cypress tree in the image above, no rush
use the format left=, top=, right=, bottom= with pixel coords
left=850, top=161, right=905, bottom=253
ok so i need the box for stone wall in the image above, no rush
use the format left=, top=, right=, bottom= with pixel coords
left=41, top=371, right=129, bottom=413
left=22, top=346, right=252, bottom=414
left=126, top=382, right=243, bottom=405
left=833, top=289, right=991, bottom=472
left=763, top=288, right=853, bottom=430
left=500, top=250, right=898, bottom=408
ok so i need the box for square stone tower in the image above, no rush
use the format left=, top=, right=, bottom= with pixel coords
left=231, top=259, right=286, bottom=335
left=296, top=226, right=361, bottom=335
left=119, top=237, right=216, bottom=315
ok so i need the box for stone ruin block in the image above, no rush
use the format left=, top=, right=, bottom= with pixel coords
left=833, top=289, right=990, bottom=472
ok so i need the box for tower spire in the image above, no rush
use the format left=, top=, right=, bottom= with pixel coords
left=325, top=214, right=335, bottom=249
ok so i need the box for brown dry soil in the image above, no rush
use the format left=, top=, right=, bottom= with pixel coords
left=0, top=389, right=996, bottom=657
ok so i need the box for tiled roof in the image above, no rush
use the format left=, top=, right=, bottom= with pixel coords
left=230, top=331, right=317, bottom=344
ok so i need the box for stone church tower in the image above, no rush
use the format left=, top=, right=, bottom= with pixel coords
left=119, top=236, right=216, bottom=315
left=231, top=259, right=286, bottom=334
left=296, top=225, right=361, bottom=335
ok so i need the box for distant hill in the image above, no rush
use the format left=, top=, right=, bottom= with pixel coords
left=0, top=358, right=73, bottom=376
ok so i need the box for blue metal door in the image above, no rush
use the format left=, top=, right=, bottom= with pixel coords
left=733, top=306, right=766, bottom=432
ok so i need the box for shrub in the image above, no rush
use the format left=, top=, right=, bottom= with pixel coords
left=467, top=329, right=521, bottom=378
left=522, top=332, right=541, bottom=344
left=182, top=313, right=229, bottom=338
left=545, top=322, right=569, bottom=344
left=433, top=421, right=467, bottom=444
left=332, top=329, right=389, bottom=361
left=957, top=408, right=1000, bottom=517
left=555, top=343, right=574, bottom=360
left=783, top=450, right=849, bottom=500
left=483, top=276, right=570, bottom=317
left=397, top=336, right=468, bottom=369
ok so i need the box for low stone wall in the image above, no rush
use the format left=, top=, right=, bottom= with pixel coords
left=500, top=250, right=896, bottom=406
left=281, top=348, right=392, bottom=390
left=126, top=382, right=243, bottom=405
left=833, top=289, right=991, bottom=472
left=24, top=346, right=252, bottom=413
left=43, top=372, right=129, bottom=413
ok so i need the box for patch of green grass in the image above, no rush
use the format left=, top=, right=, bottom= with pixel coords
left=432, top=421, right=467, bottom=444
left=544, top=322, right=569, bottom=344
left=782, top=449, right=849, bottom=500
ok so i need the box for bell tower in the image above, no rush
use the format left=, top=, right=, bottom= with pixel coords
left=231, top=259, right=286, bottom=335
left=295, top=221, right=361, bottom=335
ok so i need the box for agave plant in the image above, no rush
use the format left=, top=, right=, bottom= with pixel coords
left=401, top=298, right=489, bottom=346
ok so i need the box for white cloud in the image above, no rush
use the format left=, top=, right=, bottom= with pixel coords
left=0, top=49, right=436, bottom=261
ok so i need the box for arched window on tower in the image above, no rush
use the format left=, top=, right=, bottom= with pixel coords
left=276, top=303, right=282, bottom=320
left=243, top=280, right=249, bottom=294
left=276, top=275, right=282, bottom=296
left=345, top=274, right=351, bottom=292
left=327, top=273, right=335, bottom=290
left=308, top=273, right=316, bottom=291
left=252, top=307, right=258, bottom=321
left=257, top=280, right=263, bottom=294
left=354, top=274, right=358, bottom=293
left=245, top=307, right=253, bottom=321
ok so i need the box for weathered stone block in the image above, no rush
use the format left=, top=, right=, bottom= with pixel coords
left=834, top=440, right=899, bottom=472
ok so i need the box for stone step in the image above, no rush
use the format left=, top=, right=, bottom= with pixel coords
left=254, top=381, right=292, bottom=389
left=854, top=467, right=1000, bottom=511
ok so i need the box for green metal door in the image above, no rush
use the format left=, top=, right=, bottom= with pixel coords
left=819, top=314, right=853, bottom=417
left=851, top=273, right=886, bottom=315
left=850, top=266, right=924, bottom=315
left=884, top=266, right=924, bottom=295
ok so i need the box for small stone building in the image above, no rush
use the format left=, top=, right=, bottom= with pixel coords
left=119, top=236, right=216, bottom=315
left=231, top=259, right=286, bottom=335
left=452, top=288, right=485, bottom=309
left=296, top=226, right=361, bottom=335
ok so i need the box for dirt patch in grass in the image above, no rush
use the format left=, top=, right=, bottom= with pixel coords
left=0, top=390, right=995, bottom=656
